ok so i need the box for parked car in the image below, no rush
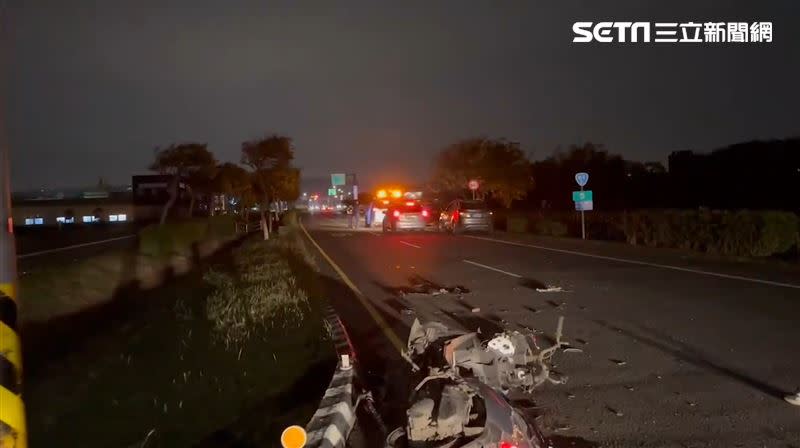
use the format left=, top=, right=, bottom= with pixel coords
left=420, top=201, right=440, bottom=226
left=382, top=201, right=428, bottom=233
left=438, top=199, right=493, bottom=234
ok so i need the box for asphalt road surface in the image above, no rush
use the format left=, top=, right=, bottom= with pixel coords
left=302, top=214, right=800, bottom=448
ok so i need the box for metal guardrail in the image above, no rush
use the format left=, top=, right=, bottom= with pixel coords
left=235, top=220, right=262, bottom=234
left=305, top=307, right=358, bottom=448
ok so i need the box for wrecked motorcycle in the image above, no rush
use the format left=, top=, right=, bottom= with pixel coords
left=385, top=317, right=569, bottom=448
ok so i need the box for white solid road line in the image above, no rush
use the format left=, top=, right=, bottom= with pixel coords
left=466, top=235, right=800, bottom=290
left=463, top=259, right=522, bottom=278
left=399, top=240, right=421, bottom=249
left=17, top=234, right=137, bottom=259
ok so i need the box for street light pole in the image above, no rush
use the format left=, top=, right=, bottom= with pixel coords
left=0, top=2, right=28, bottom=444
left=580, top=184, right=586, bottom=240
left=0, top=119, right=27, bottom=448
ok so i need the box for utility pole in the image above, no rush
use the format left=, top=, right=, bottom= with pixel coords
left=0, top=128, right=26, bottom=448
left=0, top=1, right=29, bottom=444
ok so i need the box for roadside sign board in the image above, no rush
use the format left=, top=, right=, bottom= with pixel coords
left=468, top=179, right=479, bottom=191
left=575, top=172, right=589, bottom=187
left=327, top=188, right=336, bottom=196
left=331, top=173, right=346, bottom=186
left=575, top=200, right=594, bottom=211
left=572, top=190, right=593, bottom=202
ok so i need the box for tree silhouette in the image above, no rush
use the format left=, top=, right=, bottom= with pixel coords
left=213, top=162, right=252, bottom=215
left=149, top=143, right=216, bottom=224
left=240, top=134, right=298, bottom=236
left=432, top=137, right=532, bottom=207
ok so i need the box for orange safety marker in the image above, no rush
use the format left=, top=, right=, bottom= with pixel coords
left=280, top=425, right=307, bottom=448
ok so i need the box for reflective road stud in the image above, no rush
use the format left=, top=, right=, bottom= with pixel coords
left=281, top=425, right=307, bottom=448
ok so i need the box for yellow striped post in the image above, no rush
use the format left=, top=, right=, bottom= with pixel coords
left=0, top=8, right=27, bottom=441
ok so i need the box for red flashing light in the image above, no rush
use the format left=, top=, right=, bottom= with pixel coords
left=393, top=210, right=401, bottom=218
left=422, top=210, right=429, bottom=217
left=499, top=442, right=518, bottom=448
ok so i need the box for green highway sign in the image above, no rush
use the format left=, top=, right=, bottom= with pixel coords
left=331, top=173, right=346, bottom=186
left=328, top=188, right=337, bottom=196
left=572, top=190, right=593, bottom=202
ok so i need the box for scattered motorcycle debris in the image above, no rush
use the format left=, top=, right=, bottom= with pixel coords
left=386, top=316, right=573, bottom=447
left=387, top=275, right=471, bottom=297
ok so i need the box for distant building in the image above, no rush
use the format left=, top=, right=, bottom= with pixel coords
left=11, top=194, right=133, bottom=228
left=11, top=175, right=193, bottom=227
left=131, top=174, right=192, bottom=222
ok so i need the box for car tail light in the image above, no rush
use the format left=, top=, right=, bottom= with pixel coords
left=453, top=210, right=459, bottom=222
left=499, top=442, right=518, bottom=448
left=393, top=210, right=400, bottom=218
left=422, top=210, right=429, bottom=217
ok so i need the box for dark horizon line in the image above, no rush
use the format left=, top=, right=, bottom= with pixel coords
left=11, top=135, right=798, bottom=193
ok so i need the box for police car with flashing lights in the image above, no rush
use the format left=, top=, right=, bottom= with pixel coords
left=364, top=188, right=404, bottom=227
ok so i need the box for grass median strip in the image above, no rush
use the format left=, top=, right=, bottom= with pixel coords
left=24, top=233, right=335, bottom=448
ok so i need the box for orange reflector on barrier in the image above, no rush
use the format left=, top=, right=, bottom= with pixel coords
left=281, top=425, right=307, bottom=448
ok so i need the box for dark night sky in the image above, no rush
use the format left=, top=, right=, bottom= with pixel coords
left=4, top=1, right=799, bottom=191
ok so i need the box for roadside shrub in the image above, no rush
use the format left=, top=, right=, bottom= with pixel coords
left=507, top=215, right=528, bottom=233
left=715, top=211, right=761, bottom=256
left=586, top=212, right=626, bottom=241
left=746, top=211, right=798, bottom=257
left=504, top=208, right=797, bottom=259
left=622, top=209, right=798, bottom=258
left=534, top=219, right=568, bottom=237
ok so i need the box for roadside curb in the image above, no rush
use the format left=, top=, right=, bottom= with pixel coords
left=305, top=306, right=358, bottom=448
